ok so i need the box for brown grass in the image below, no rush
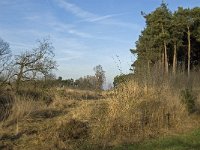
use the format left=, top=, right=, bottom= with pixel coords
left=63, top=80, right=199, bottom=148
left=0, top=78, right=200, bottom=149
left=76, top=81, right=198, bottom=147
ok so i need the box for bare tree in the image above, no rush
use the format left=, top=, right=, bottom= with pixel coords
left=93, top=65, right=106, bottom=90
left=0, top=38, right=12, bottom=86
left=13, top=39, right=57, bottom=91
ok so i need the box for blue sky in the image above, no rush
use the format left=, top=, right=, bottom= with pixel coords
left=0, top=0, right=199, bottom=85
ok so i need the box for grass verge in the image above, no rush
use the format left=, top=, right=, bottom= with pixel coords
left=113, top=128, right=200, bottom=150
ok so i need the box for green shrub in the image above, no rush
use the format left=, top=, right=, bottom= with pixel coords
left=181, top=89, right=197, bottom=114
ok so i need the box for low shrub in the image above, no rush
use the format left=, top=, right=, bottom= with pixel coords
left=181, top=89, right=197, bottom=114
left=0, top=91, right=14, bottom=122
left=2, top=96, right=40, bottom=127
left=30, top=109, right=62, bottom=119
left=58, top=119, right=90, bottom=141
left=58, top=89, right=103, bottom=100
left=17, top=88, right=55, bottom=105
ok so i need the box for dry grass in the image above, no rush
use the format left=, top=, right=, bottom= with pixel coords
left=52, top=80, right=199, bottom=149
left=76, top=81, right=199, bottom=147
left=57, top=88, right=104, bottom=100
left=0, top=79, right=200, bottom=149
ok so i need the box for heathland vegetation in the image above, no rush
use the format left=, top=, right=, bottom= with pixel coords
left=1, top=2, right=200, bottom=150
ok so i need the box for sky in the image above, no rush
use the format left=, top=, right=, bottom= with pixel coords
left=0, top=0, right=200, bottom=85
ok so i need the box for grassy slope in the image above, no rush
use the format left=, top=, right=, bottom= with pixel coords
left=113, top=129, right=200, bottom=150
left=1, top=88, right=200, bottom=149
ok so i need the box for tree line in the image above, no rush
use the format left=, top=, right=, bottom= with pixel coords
left=131, top=3, right=200, bottom=78
left=57, top=65, right=106, bottom=90
left=0, top=38, right=106, bottom=91
left=0, top=38, right=57, bottom=91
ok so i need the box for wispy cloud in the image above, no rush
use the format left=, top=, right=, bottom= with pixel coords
left=56, top=0, right=96, bottom=20
left=49, top=21, right=94, bottom=38
left=55, top=0, right=138, bottom=29
left=88, top=13, right=126, bottom=22
left=53, top=37, right=88, bottom=60
left=68, top=29, right=93, bottom=38
left=23, top=12, right=94, bottom=39
left=0, top=23, right=86, bottom=61
left=56, top=50, right=83, bottom=61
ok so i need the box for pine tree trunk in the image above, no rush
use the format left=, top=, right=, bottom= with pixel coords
left=147, top=60, right=150, bottom=83
left=161, top=24, right=168, bottom=75
left=164, top=41, right=168, bottom=75
left=147, top=60, right=150, bottom=75
left=173, top=43, right=177, bottom=76
left=162, top=51, right=165, bottom=75
left=146, top=60, right=150, bottom=93
left=187, top=26, right=191, bottom=77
